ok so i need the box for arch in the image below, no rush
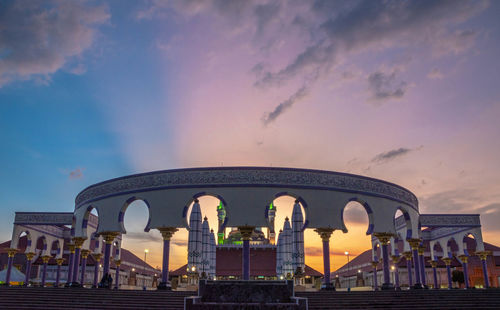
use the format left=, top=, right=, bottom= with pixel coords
left=341, top=198, right=374, bottom=235
left=183, top=192, right=226, bottom=231
left=14, top=229, right=32, bottom=252
left=35, top=235, right=47, bottom=256
left=50, top=239, right=62, bottom=257
left=462, top=233, right=477, bottom=256
left=446, top=237, right=459, bottom=258
left=432, top=241, right=444, bottom=261
left=267, top=192, right=308, bottom=232
left=393, top=206, right=413, bottom=240
left=81, top=205, right=100, bottom=239
left=119, top=196, right=152, bottom=233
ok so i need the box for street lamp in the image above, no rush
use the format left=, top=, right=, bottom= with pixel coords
left=345, top=251, right=350, bottom=291
left=143, top=249, right=149, bottom=290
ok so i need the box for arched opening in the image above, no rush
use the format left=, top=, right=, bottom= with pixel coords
left=463, top=233, right=477, bottom=256
left=17, top=231, right=31, bottom=252
left=433, top=242, right=444, bottom=260
left=35, top=236, right=47, bottom=256
left=270, top=194, right=306, bottom=246
left=446, top=238, right=459, bottom=258
left=332, top=200, right=372, bottom=288
left=50, top=240, right=60, bottom=257
left=393, top=207, right=412, bottom=240
left=82, top=206, right=99, bottom=239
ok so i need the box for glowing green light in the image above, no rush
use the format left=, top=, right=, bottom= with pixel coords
left=269, top=202, right=274, bottom=210
left=217, top=201, right=223, bottom=210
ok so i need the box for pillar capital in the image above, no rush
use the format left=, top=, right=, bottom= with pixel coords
left=458, top=254, right=468, bottom=263
left=441, top=257, right=452, bottom=266
left=476, top=251, right=491, bottom=261
left=114, top=259, right=121, bottom=267
left=430, top=260, right=438, bottom=268
left=92, top=253, right=103, bottom=261
left=374, top=233, right=393, bottom=245
left=417, top=245, right=425, bottom=255
left=56, top=258, right=65, bottom=266
left=314, top=228, right=335, bottom=242
left=41, top=255, right=52, bottom=263
left=391, top=255, right=401, bottom=264
left=100, top=232, right=120, bottom=244
left=68, top=244, right=76, bottom=253
left=7, top=248, right=18, bottom=257
left=81, top=249, right=91, bottom=259
left=25, top=252, right=36, bottom=261
left=407, top=238, right=422, bottom=250
left=72, top=237, right=87, bottom=248
left=238, top=226, right=255, bottom=241
left=371, top=261, right=378, bottom=268
left=402, top=251, right=412, bottom=260
left=158, top=227, right=178, bottom=240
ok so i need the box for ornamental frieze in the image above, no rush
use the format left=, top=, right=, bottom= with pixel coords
left=75, top=168, right=418, bottom=209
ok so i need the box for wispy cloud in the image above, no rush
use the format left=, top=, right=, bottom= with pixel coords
left=261, top=86, right=308, bottom=126
left=69, top=168, right=84, bottom=180
left=367, top=71, right=407, bottom=102
left=371, top=147, right=416, bottom=164
left=124, top=232, right=162, bottom=242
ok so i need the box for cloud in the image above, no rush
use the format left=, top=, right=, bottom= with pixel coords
left=69, top=168, right=84, bottom=180
left=367, top=71, right=407, bottom=102
left=343, top=206, right=370, bottom=224
left=0, top=0, right=109, bottom=87
left=371, top=147, right=412, bottom=164
left=172, top=240, right=188, bottom=247
left=124, top=232, right=162, bottom=242
left=427, top=68, right=444, bottom=79
left=261, top=86, right=308, bottom=126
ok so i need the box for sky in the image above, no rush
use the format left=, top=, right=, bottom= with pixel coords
left=1, top=0, right=500, bottom=273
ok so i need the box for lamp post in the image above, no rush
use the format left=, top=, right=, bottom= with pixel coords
left=143, top=249, right=149, bottom=290
left=345, top=251, right=350, bottom=291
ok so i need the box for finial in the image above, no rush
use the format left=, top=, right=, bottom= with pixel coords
left=204, top=216, right=208, bottom=221
left=194, top=198, right=199, bottom=203
left=211, top=229, right=214, bottom=233
left=285, top=217, right=289, bottom=221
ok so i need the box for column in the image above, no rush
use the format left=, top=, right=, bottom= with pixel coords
left=92, top=253, right=102, bottom=288
left=55, top=258, right=65, bottom=287
left=114, top=259, right=121, bottom=289
left=442, top=257, right=452, bottom=289
left=371, top=261, right=379, bottom=290
left=374, top=233, right=394, bottom=290
left=315, top=228, right=335, bottom=290
left=66, top=244, right=75, bottom=285
left=430, top=260, right=439, bottom=289
left=71, top=237, right=86, bottom=285
left=80, top=250, right=90, bottom=286
left=239, top=226, right=254, bottom=281
left=458, top=255, right=470, bottom=289
left=403, top=252, right=413, bottom=287
left=157, top=227, right=178, bottom=290
left=477, top=251, right=491, bottom=288
left=391, top=255, right=401, bottom=290
left=408, top=239, right=422, bottom=288
left=99, top=232, right=118, bottom=288
left=40, top=255, right=51, bottom=287
left=418, top=245, right=427, bottom=287
left=24, top=252, right=35, bottom=286
left=4, top=248, right=17, bottom=286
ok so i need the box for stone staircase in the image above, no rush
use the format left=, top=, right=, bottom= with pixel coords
left=296, top=289, right=500, bottom=310
left=0, top=287, right=195, bottom=310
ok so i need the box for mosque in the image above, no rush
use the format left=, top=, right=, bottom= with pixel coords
left=1, top=167, right=499, bottom=293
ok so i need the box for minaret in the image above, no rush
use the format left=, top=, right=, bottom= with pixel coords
left=292, top=201, right=305, bottom=274
left=187, top=200, right=202, bottom=277
left=268, top=203, right=277, bottom=245
left=282, top=217, right=293, bottom=277
left=217, top=201, right=226, bottom=245
left=276, top=229, right=283, bottom=277
left=201, top=216, right=211, bottom=277
left=209, top=229, right=216, bottom=279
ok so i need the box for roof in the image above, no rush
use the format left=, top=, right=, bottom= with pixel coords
left=169, top=247, right=322, bottom=277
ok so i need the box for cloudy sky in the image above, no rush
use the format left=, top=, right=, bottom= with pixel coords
left=1, top=0, right=500, bottom=272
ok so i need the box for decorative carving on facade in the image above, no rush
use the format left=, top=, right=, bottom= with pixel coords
left=76, top=168, right=418, bottom=209
left=14, top=212, right=73, bottom=225
left=420, top=214, right=480, bottom=227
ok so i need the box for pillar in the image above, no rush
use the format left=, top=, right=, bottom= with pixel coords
left=442, top=257, right=452, bottom=289
left=458, top=255, right=470, bottom=289
left=4, top=248, right=17, bottom=286
left=80, top=250, right=90, bottom=286
left=408, top=239, right=423, bottom=288
left=403, top=252, right=413, bottom=287
left=71, top=237, right=86, bottom=285
left=99, top=232, right=119, bottom=288
left=40, top=255, right=51, bottom=287
left=55, top=258, right=65, bottom=287
left=375, top=233, right=394, bottom=290
left=114, top=259, right=121, bottom=290
left=239, top=226, right=254, bottom=281
left=157, top=227, right=178, bottom=290
left=391, top=255, right=401, bottom=290
left=371, top=261, right=379, bottom=290
left=430, top=260, right=438, bottom=289
left=92, top=253, right=102, bottom=288
left=477, top=251, right=491, bottom=288
left=315, top=228, right=335, bottom=290
left=418, top=245, right=427, bottom=287
left=24, top=252, right=35, bottom=286
left=66, top=244, right=75, bottom=285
